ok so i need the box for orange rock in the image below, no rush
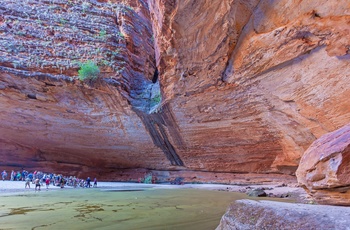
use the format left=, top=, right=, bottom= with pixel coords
left=296, top=123, right=350, bottom=205
left=1, top=0, right=350, bottom=187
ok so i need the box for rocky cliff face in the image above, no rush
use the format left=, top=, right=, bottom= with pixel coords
left=148, top=0, right=350, bottom=175
left=1, top=0, right=350, bottom=188
left=0, top=0, right=171, bottom=178
left=296, top=123, right=350, bottom=205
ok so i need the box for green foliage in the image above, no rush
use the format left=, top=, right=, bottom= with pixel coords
left=78, top=61, right=100, bottom=81
left=152, top=94, right=161, bottom=103
left=143, top=173, right=153, bottom=184
left=150, top=94, right=161, bottom=108
left=99, top=29, right=107, bottom=37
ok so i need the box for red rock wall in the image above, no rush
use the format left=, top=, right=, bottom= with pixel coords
left=149, top=0, right=350, bottom=175
left=0, top=72, right=170, bottom=176
left=0, top=0, right=168, bottom=177
left=1, top=0, right=350, bottom=183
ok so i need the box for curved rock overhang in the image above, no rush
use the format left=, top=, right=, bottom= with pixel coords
left=0, top=0, right=350, bottom=182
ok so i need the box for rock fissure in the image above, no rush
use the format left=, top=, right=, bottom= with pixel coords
left=134, top=105, right=184, bottom=166
left=111, top=0, right=186, bottom=167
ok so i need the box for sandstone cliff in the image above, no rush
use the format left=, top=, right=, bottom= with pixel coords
left=148, top=0, right=350, bottom=175
left=296, top=123, right=350, bottom=205
left=0, top=0, right=350, bottom=189
left=0, top=0, right=171, bottom=177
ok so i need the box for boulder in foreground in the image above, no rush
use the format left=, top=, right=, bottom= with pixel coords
left=296, top=123, right=350, bottom=205
left=216, top=199, right=350, bottom=230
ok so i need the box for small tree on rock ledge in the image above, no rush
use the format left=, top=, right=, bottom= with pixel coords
left=78, top=61, right=100, bottom=81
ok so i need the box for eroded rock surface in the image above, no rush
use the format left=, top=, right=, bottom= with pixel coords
left=296, top=123, right=350, bottom=205
left=149, top=0, right=350, bottom=175
left=216, top=200, right=350, bottom=230
left=1, top=0, right=350, bottom=183
left=0, top=0, right=174, bottom=178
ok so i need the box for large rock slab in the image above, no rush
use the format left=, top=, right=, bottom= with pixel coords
left=216, top=200, right=350, bottom=230
left=296, top=123, right=350, bottom=205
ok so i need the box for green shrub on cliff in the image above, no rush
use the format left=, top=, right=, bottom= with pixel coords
left=78, top=61, right=100, bottom=81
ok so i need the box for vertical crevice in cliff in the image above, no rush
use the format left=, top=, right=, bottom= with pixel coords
left=109, top=0, right=184, bottom=166
left=134, top=104, right=184, bottom=166
left=152, top=68, right=159, bottom=83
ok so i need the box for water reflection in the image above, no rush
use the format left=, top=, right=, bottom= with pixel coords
left=0, top=185, right=285, bottom=230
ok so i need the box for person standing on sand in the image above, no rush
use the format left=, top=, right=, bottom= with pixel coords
left=86, top=177, right=91, bottom=188
left=16, top=171, right=21, bottom=181
left=35, top=178, right=41, bottom=191
left=60, top=177, right=65, bottom=188
left=1, top=170, right=7, bottom=181
left=45, top=177, right=50, bottom=190
left=10, top=170, right=15, bottom=181
left=25, top=177, right=31, bottom=189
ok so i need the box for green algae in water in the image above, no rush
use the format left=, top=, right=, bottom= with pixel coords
left=9, top=208, right=37, bottom=215
left=0, top=187, right=285, bottom=230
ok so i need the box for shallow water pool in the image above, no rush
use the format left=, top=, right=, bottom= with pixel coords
left=0, top=185, right=282, bottom=230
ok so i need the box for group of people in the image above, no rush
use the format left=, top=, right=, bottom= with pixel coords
left=1, top=169, right=97, bottom=191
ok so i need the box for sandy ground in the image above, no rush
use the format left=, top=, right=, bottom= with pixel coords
left=0, top=180, right=311, bottom=203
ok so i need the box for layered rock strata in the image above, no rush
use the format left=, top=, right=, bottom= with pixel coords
left=0, top=0, right=350, bottom=185
left=296, top=123, right=350, bottom=205
left=148, top=0, right=350, bottom=175
left=0, top=0, right=175, bottom=178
